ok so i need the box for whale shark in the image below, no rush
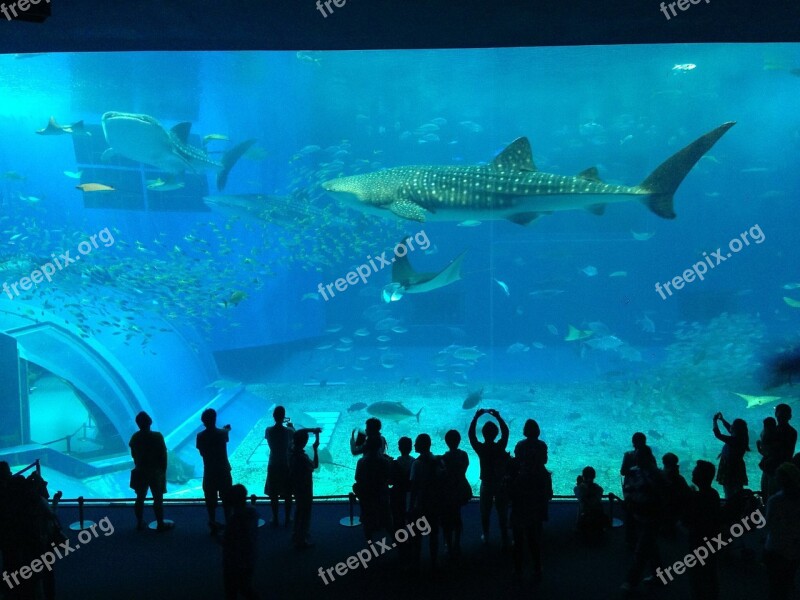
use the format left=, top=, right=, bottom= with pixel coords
left=101, top=111, right=255, bottom=191
left=323, top=122, right=735, bottom=224
left=382, top=240, right=466, bottom=302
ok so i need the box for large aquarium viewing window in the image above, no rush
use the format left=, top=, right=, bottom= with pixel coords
left=0, top=44, right=797, bottom=500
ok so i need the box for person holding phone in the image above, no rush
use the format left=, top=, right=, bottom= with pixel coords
left=196, top=408, right=233, bottom=534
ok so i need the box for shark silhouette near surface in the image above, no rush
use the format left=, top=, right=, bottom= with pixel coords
left=101, top=111, right=255, bottom=191
left=323, top=122, right=735, bottom=224
left=382, top=241, right=466, bottom=302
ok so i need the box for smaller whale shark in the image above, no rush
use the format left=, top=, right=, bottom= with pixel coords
left=383, top=239, right=465, bottom=302
left=101, top=111, right=255, bottom=191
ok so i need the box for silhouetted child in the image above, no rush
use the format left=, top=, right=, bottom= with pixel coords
left=468, top=408, right=510, bottom=548
left=354, top=436, right=392, bottom=540
left=390, top=436, right=414, bottom=531
left=441, top=429, right=470, bottom=557
left=196, top=408, right=233, bottom=534
left=574, top=466, right=608, bottom=540
left=758, top=417, right=779, bottom=498
left=128, top=411, right=173, bottom=531
left=350, top=417, right=388, bottom=456
left=289, top=429, right=319, bottom=549
left=409, top=433, right=444, bottom=570
left=222, top=484, right=259, bottom=600
left=661, top=453, right=690, bottom=538
left=681, top=460, right=721, bottom=600
left=265, top=406, right=295, bottom=527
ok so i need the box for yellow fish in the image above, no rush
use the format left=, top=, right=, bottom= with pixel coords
left=783, top=296, right=800, bottom=308
left=564, top=324, right=593, bottom=341
left=734, top=392, right=782, bottom=409
left=76, top=183, right=115, bottom=192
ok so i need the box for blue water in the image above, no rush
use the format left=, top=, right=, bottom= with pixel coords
left=1, top=44, right=799, bottom=497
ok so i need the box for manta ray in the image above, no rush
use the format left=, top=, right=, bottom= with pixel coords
left=382, top=239, right=466, bottom=302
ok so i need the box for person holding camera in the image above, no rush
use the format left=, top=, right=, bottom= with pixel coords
left=289, top=427, right=320, bottom=549
left=265, top=406, right=295, bottom=527
left=468, top=408, right=510, bottom=548
left=712, top=411, right=750, bottom=500
left=196, top=408, right=233, bottom=535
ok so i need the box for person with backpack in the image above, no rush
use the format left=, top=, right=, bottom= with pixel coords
left=409, top=433, right=444, bottom=570
left=621, top=446, right=665, bottom=593
left=468, top=408, right=510, bottom=549
left=509, top=419, right=552, bottom=582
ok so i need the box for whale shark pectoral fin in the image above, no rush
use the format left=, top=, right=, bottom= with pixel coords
left=491, top=137, right=537, bottom=172
left=507, top=211, right=543, bottom=226
left=585, top=203, right=606, bottom=216
left=390, top=199, right=427, bottom=222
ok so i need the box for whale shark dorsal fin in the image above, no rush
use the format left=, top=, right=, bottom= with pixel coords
left=578, top=166, right=603, bottom=182
left=171, top=122, right=193, bottom=144
left=491, top=137, right=537, bottom=172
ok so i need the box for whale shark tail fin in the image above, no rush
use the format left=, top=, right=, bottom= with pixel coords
left=639, top=121, right=735, bottom=219
left=217, top=138, right=257, bottom=191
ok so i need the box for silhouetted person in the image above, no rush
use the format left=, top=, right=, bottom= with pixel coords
left=621, top=446, right=664, bottom=593
left=197, top=408, right=233, bottom=534
left=441, top=429, right=470, bottom=557
left=510, top=419, right=552, bottom=582
left=620, top=432, right=652, bottom=547
left=265, top=406, right=295, bottom=527
left=574, top=466, right=608, bottom=540
left=765, top=462, right=800, bottom=600
left=289, top=428, right=319, bottom=549
left=680, top=460, right=721, bottom=600
left=468, top=408, right=510, bottom=548
left=772, top=404, right=798, bottom=496
left=712, top=412, right=750, bottom=499
left=389, top=436, right=414, bottom=532
left=759, top=416, right=780, bottom=498
left=355, top=436, right=392, bottom=540
left=129, top=411, right=172, bottom=531
left=409, top=433, right=444, bottom=570
left=0, top=461, right=12, bottom=582
left=350, top=417, right=388, bottom=456
left=222, top=484, right=259, bottom=600
left=661, top=452, right=690, bottom=538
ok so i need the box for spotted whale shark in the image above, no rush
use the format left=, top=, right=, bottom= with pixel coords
left=101, top=111, right=255, bottom=191
left=323, top=122, right=735, bottom=224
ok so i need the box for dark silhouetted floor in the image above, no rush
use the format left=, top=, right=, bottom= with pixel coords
left=0, top=501, right=777, bottom=599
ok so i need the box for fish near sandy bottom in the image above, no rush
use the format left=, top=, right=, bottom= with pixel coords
left=366, top=401, right=422, bottom=423
left=462, top=388, right=484, bottom=409
left=322, top=122, right=735, bottom=224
